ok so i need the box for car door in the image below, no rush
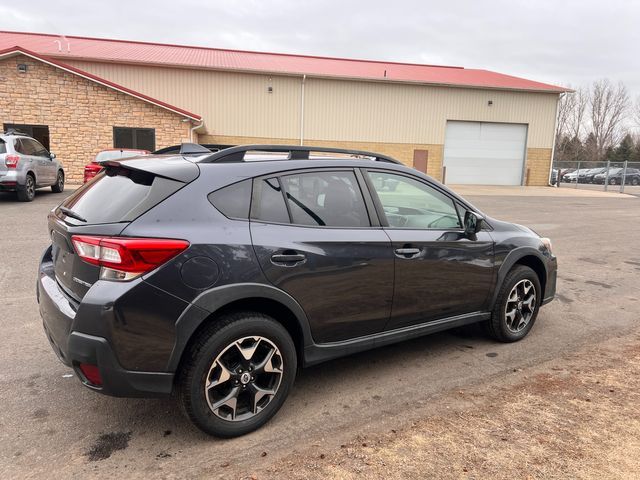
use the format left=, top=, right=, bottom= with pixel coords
left=16, top=138, right=47, bottom=184
left=14, top=139, right=37, bottom=182
left=29, top=138, right=56, bottom=184
left=249, top=168, right=394, bottom=344
left=364, top=169, right=495, bottom=331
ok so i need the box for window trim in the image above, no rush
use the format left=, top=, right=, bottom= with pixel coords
left=362, top=168, right=468, bottom=231
left=250, top=167, right=381, bottom=229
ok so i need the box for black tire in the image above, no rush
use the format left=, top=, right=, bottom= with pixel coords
left=485, top=265, right=541, bottom=342
left=609, top=178, right=617, bottom=185
left=632, top=178, right=639, bottom=186
left=51, top=171, right=64, bottom=193
left=177, top=311, right=297, bottom=437
left=17, top=174, right=36, bottom=202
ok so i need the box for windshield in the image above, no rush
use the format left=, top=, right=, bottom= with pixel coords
left=95, top=150, right=146, bottom=162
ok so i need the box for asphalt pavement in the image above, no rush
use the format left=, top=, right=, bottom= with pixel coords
left=1, top=186, right=639, bottom=479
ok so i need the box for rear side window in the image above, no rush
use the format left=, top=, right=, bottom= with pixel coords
left=251, top=178, right=289, bottom=224
left=27, top=138, right=49, bottom=157
left=60, top=167, right=183, bottom=225
left=15, top=139, right=34, bottom=155
left=0, top=139, right=5, bottom=154
left=280, top=171, right=370, bottom=227
left=208, top=180, right=252, bottom=219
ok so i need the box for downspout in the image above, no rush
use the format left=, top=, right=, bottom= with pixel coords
left=189, top=119, right=204, bottom=143
left=300, top=74, right=306, bottom=145
left=548, top=92, right=564, bottom=187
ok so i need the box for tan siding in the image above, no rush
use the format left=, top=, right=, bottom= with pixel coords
left=65, top=61, right=301, bottom=139
left=304, top=78, right=558, bottom=147
left=64, top=61, right=558, bottom=150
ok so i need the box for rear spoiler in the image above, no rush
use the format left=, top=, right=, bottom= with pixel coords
left=102, top=156, right=199, bottom=183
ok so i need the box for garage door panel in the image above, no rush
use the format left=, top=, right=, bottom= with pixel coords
left=444, top=121, right=527, bottom=185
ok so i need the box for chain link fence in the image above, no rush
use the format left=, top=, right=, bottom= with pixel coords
left=551, top=160, right=640, bottom=194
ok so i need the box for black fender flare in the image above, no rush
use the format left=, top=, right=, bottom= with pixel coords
left=489, top=246, right=548, bottom=310
left=166, top=283, right=313, bottom=371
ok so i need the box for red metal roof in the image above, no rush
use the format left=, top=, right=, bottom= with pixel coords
left=0, top=46, right=201, bottom=120
left=0, top=31, right=568, bottom=93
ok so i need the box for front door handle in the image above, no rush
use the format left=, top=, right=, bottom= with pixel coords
left=271, top=252, right=306, bottom=266
left=394, top=247, right=422, bottom=258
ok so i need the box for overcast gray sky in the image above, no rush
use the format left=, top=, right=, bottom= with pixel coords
left=1, top=0, right=639, bottom=99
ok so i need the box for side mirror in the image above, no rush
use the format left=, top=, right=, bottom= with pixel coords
left=464, top=211, right=483, bottom=236
left=49, top=153, right=56, bottom=160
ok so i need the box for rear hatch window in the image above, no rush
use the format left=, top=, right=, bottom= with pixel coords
left=60, top=167, right=183, bottom=225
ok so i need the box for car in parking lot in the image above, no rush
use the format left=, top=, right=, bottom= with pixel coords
left=37, top=144, right=557, bottom=437
left=0, top=130, right=65, bottom=201
left=562, top=168, right=586, bottom=183
left=83, top=148, right=149, bottom=183
left=593, top=168, right=640, bottom=185
left=582, top=167, right=607, bottom=183
left=562, top=168, right=605, bottom=184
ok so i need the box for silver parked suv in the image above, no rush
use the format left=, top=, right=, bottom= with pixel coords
left=0, top=130, right=65, bottom=201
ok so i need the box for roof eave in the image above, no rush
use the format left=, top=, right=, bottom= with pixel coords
left=45, top=54, right=570, bottom=94
left=0, top=46, right=202, bottom=121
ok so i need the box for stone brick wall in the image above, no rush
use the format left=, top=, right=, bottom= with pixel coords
left=199, top=133, right=445, bottom=181
left=0, top=55, right=192, bottom=183
left=525, top=148, right=553, bottom=186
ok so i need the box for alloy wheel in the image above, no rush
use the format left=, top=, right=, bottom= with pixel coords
left=57, top=173, right=64, bottom=190
left=504, top=279, right=536, bottom=333
left=205, top=336, right=283, bottom=421
left=26, top=176, right=35, bottom=199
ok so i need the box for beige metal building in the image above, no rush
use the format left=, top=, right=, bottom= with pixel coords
left=0, top=31, right=569, bottom=185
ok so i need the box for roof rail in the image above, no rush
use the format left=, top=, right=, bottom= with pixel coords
left=2, top=129, right=28, bottom=136
left=199, top=144, right=402, bottom=164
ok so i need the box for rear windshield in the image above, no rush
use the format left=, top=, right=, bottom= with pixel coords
left=59, top=167, right=183, bottom=225
left=0, top=139, right=6, bottom=154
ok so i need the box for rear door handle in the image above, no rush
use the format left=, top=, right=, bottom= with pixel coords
left=394, top=247, right=422, bottom=258
left=271, top=252, right=306, bottom=265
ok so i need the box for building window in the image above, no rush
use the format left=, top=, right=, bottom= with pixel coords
left=113, top=127, right=155, bottom=151
left=4, top=124, right=50, bottom=150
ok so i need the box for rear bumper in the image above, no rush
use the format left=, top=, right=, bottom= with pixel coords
left=0, top=170, right=21, bottom=190
left=37, top=245, right=174, bottom=397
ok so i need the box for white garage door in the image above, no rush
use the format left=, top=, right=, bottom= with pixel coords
left=443, top=121, right=528, bottom=185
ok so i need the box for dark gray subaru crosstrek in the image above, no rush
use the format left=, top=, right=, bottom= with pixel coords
left=37, top=145, right=556, bottom=437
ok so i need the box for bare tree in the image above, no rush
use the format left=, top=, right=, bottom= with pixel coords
left=556, top=88, right=575, bottom=141
left=568, top=86, right=588, bottom=139
left=554, top=86, right=588, bottom=163
left=588, top=79, right=630, bottom=160
left=556, top=86, right=588, bottom=141
left=634, top=95, right=640, bottom=129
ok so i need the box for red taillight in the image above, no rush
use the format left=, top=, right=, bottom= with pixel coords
left=78, top=363, right=103, bottom=386
left=83, top=163, right=103, bottom=183
left=71, top=235, right=189, bottom=280
left=5, top=154, right=20, bottom=168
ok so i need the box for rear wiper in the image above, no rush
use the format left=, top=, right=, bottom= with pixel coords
left=59, top=206, right=87, bottom=223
